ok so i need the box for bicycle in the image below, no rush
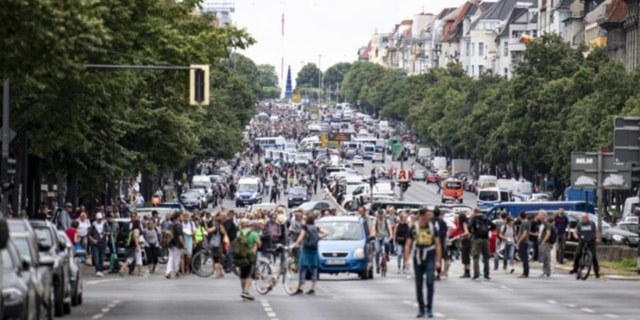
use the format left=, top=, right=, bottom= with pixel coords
left=253, top=244, right=300, bottom=295
left=157, top=246, right=168, bottom=264
left=576, top=243, right=593, bottom=280
left=192, top=247, right=240, bottom=278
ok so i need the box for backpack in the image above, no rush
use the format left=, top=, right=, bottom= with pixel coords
left=303, top=226, right=320, bottom=249
left=232, top=230, right=254, bottom=267
left=161, top=228, right=174, bottom=248
left=472, top=216, right=489, bottom=238
left=125, top=229, right=136, bottom=248
left=549, top=226, right=557, bottom=245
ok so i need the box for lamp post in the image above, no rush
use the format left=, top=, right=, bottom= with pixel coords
left=318, top=54, right=323, bottom=103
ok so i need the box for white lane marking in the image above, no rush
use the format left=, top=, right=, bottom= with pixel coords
left=107, top=303, right=116, bottom=308
left=264, top=307, right=273, bottom=312
left=101, top=308, right=110, bottom=313
left=565, top=304, right=576, bottom=308
left=546, top=300, right=557, bottom=305
left=604, top=314, right=620, bottom=319
left=434, top=313, right=445, bottom=318
left=92, top=315, right=103, bottom=320
left=402, top=300, right=412, bottom=305
left=581, top=308, right=595, bottom=313
left=267, top=312, right=277, bottom=318
left=86, top=279, right=123, bottom=285
left=113, top=300, right=121, bottom=304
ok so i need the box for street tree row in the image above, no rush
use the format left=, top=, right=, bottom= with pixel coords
left=340, top=34, right=640, bottom=188
left=0, top=0, right=275, bottom=212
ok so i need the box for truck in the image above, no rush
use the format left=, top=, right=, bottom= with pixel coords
left=450, top=159, right=471, bottom=177
left=417, top=147, right=432, bottom=158
left=564, top=186, right=595, bottom=203
left=432, top=157, right=447, bottom=171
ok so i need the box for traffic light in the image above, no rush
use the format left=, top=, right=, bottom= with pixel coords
left=189, top=64, right=210, bottom=106
left=401, top=181, right=410, bottom=192
left=369, top=176, right=377, bottom=188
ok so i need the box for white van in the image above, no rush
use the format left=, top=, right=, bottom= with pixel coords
left=235, top=177, right=262, bottom=207
left=477, top=175, right=498, bottom=189
left=192, top=175, right=213, bottom=190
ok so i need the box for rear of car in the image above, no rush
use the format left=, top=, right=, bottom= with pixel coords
left=287, top=187, right=309, bottom=208
left=316, top=217, right=374, bottom=279
left=442, top=179, right=464, bottom=203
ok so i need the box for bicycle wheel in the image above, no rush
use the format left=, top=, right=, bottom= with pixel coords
left=157, top=247, right=168, bottom=264
left=192, top=251, right=215, bottom=278
left=283, top=260, right=301, bottom=296
left=254, top=260, right=273, bottom=295
left=579, top=251, right=592, bottom=280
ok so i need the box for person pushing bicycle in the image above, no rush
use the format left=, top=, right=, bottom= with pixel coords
left=569, top=213, right=600, bottom=279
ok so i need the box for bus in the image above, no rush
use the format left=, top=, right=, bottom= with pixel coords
left=256, top=136, right=286, bottom=150
left=486, top=201, right=595, bottom=220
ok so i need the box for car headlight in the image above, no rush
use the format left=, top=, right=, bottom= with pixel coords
left=353, top=248, right=365, bottom=259
left=288, top=198, right=293, bottom=201
left=2, top=288, right=24, bottom=303
left=612, top=234, right=624, bottom=242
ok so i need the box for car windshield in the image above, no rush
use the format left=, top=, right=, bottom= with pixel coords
left=446, top=182, right=462, bottom=189
left=238, top=184, right=258, bottom=193
left=2, top=249, right=14, bottom=269
left=478, top=191, right=499, bottom=201
left=33, top=227, right=54, bottom=248
left=7, top=220, right=29, bottom=232
left=622, top=224, right=639, bottom=233
left=290, top=187, right=307, bottom=194
left=316, top=221, right=364, bottom=240
left=12, top=237, right=33, bottom=263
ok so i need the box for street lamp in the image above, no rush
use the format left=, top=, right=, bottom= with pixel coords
left=318, top=54, right=323, bottom=103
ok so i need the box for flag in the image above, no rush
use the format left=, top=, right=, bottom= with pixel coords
left=520, top=34, right=532, bottom=44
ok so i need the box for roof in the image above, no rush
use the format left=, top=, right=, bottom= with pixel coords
left=600, top=0, right=628, bottom=25
left=497, top=7, right=529, bottom=37
left=478, top=0, right=536, bottom=21
left=436, top=7, right=458, bottom=19
left=443, top=1, right=489, bottom=42
left=585, top=0, right=609, bottom=24
left=557, top=0, right=573, bottom=10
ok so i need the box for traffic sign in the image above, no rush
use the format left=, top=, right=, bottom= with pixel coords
left=320, top=133, right=327, bottom=148
left=0, top=126, right=16, bottom=143
left=613, top=117, right=640, bottom=163
left=571, top=152, right=632, bottom=190
left=397, top=169, right=412, bottom=182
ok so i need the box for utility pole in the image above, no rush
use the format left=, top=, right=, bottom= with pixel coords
left=318, top=54, right=322, bottom=103
left=399, top=152, right=405, bottom=201
left=596, top=151, right=603, bottom=237
left=1, top=79, right=11, bottom=218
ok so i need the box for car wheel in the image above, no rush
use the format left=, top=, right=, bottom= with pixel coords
left=63, top=281, right=71, bottom=315
left=368, top=265, right=374, bottom=279
left=71, top=278, right=81, bottom=306
left=54, top=283, right=64, bottom=317
left=45, top=288, right=55, bottom=320
left=460, top=199, right=463, bottom=204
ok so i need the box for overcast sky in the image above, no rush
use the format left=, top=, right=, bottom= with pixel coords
left=233, top=0, right=466, bottom=87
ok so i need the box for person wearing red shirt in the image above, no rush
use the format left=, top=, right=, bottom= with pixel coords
left=66, top=220, right=79, bottom=245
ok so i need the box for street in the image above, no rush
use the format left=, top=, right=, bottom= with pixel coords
left=64, top=154, right=640, bottom=320
left=69, top=253, right=638, bottom=320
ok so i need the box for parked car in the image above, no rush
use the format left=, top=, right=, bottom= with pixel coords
left=617, top=222, right=640, bottom=235
left=57, top=231, right=83, bottom=307
left=564, top=211, right=639, bottom=260
left=371, top=153, right=384, bottom=163
left=287, top=186, right=310, bottom=208
left=29, top=220, right=72, bottom=316
left=10, top=232, right=55, bottom=319
left=426, top=172, right=440, bottom=184
left=181, top=190, right=205, bottom=210
left=316, top=216, right=375, bottom=280
left=2, top=241, right=39, bottom=320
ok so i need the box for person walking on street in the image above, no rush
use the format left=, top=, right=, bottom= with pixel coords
left=88, top=213, right=111, bottom=277
left=458, top=212, right=472, bottom=278
left=404, top=208, right=442, bottom=318
left=165, top=213, right=186, bottom=279
left=554, top=209, right=569, bottom=264
left=493, top=211, right=507, bottom=271
left=433, top=208, right=448, bottom=280
left=469, top=208, right=495, bottom=280
left=293, top=215, right=328, bottom=295
left=234, top=219, right=261, bottom=301
left=393, top=212, right=410, bottom=274
left=516, top=212, right=530, bottom=278
left=499, top=217, right=516, bottom=274
left=374, top=210, right=393, bottom=274
left=536, top=210, right=552, bottom=277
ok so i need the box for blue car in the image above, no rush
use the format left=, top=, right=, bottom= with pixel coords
left=316, top=216, right=375, bottom=280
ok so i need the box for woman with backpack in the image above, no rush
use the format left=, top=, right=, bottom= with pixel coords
left=119, top=220, right=143, bottom=276
left=292, top=215, right=328, bottom=295
left=458, top=212, right=472, bottom=278
left=498, top=217, right=516, bottom=274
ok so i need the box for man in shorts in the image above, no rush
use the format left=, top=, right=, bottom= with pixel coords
left=237, top=220, right=261, bottom=301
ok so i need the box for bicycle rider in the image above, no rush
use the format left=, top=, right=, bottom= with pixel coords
left=569, top=213, right=600, bottom=279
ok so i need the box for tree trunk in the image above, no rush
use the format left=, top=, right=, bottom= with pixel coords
left=67, top=172, right=79, bottom=208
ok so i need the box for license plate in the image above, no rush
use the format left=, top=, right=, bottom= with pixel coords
left=326, top=259, right=346, bottom=265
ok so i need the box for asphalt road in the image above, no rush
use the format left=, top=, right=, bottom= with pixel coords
left=70, top=251, right=639, bottom=320
left=65, top=156, right=640, bottom=320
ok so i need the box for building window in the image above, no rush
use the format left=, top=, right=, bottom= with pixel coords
left=471, top=65, right=475, bottom=76
left=504, top=42, right=508, bottom=56
left=504, top=68, right=508, bottom=77
left=466, top=66, right=469, bottom=74
left=471, top=43, right=475, bottom=56
left=479, top=42, right=484, bottom=56
left=479, top=65, right=484, bottom=75
left=466, top=42, right=470, bottom=56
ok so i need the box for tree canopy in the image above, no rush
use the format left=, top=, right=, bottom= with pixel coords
left=340, top=34, right=640, bottom=187
left=1, top=0, right=261, bottom=210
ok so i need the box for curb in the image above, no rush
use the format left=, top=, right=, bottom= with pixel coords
left=554, top=263, right=640, bottom=280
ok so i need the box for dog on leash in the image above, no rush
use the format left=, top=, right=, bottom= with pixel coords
left=380, top=252, right=388, bottom=277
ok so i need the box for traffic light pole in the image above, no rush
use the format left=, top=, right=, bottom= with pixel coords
left=1, top=79, right=9, bottom=218
left=399, top=155, right=404, bottom=201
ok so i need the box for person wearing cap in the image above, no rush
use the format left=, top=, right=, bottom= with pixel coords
left=404, top=208, right=442, bottom=318
left=88, top=212, right=111, bottom=277
left=57, top=202, right=73, bottom=231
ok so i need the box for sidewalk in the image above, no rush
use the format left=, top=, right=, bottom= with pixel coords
left=553, top=261, right=640, bottom=281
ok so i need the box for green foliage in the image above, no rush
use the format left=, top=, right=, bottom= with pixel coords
left=3, top=0, right=258, bottom=199
left=296, top=63, right=322, bottom=89
left=342, top=34, right=640, bottom=186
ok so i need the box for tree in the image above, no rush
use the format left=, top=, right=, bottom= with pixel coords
left=323, top=62, right=352, bottom=99
left=296, top=63, right=322, bottom=89
left=257, top=64, right=281, bottom=99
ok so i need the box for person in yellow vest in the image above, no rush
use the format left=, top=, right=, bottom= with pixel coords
left=193, top=214, right=208, bottom=257
left=404, top=208, right=442, bottom=319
